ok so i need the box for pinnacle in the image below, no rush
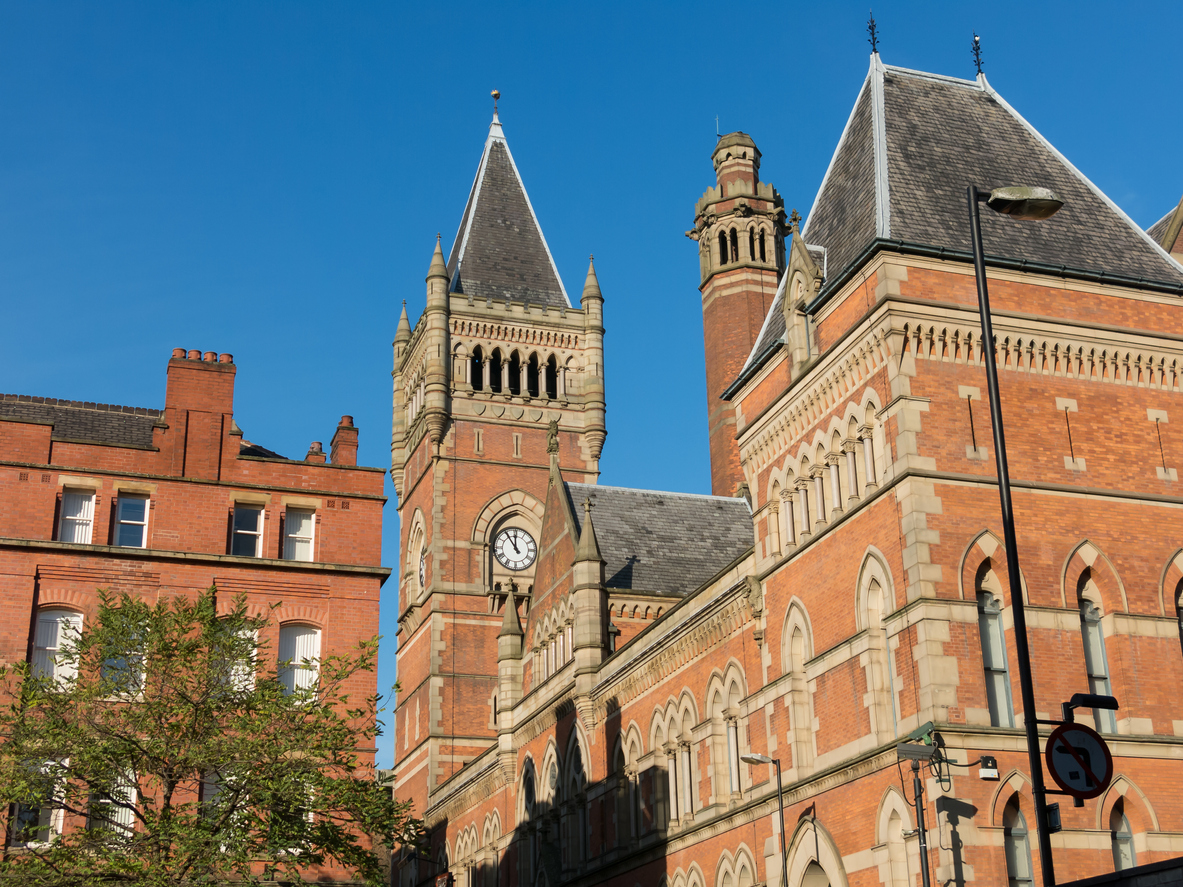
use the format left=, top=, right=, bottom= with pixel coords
left=581, top=257, right=602, bottom=303
left=427, top=235, right=449, bottom=282
left=394, top=301, right=411, bottom=342
left=574, top=499, right=603, bottom=563
left=498, top=587, right=523, bottom=638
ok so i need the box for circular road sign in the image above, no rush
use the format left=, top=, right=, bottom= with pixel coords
left=1045, top=722, right=1113, bottom=799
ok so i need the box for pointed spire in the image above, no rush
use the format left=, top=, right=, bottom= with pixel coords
left=426, top=234, right=449, bottom=282
left=394, top=300, right=411, bottom=342
left=574, top=498, right=603, bottom=563
left=490, top=89, right=504, bottom=140
left=581, top=256, right=602, bottom=303
left=498, top=585, right=523, bottom=638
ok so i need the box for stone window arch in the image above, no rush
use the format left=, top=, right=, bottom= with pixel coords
left=857, top=551, right=899, bottom=744
left=780, top=602, right=815, bottom=775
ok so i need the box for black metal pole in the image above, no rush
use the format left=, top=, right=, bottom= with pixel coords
left=967, top=185, right=1056, bottom=887
left=912, top=759, right=933, bottom=887
left=775, top=760, right=789, bottom=887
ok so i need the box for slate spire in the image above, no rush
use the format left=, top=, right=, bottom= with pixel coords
left=445, top=109, right=570, bottom=307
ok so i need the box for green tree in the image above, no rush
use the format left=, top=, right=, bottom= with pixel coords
left=0, top=588, right=417, bottom=886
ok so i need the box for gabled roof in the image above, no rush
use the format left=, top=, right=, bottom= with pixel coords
left=446, top=113, right=570, bottom=308
left=1147, top=195, right=1183, bottom=254
left=565, top=482, right=751, bottom=596
left=803, top=55, right=1183, bottom=296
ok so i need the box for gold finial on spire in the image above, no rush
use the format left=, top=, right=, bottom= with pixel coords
left=491, top=89, right=500, bottom=115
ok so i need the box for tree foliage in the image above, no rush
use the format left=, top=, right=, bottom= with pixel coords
left=0, top=589, right=417, bottom=886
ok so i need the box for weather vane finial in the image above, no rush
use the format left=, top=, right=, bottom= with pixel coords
left=867, top=11, right=880, bottom=55
left=971, top=32, right=984, bottom=76
left=491, top=89, right=500, bottom=116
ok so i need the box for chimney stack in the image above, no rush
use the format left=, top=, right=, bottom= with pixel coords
left=331, top=416, right=359, bottom=466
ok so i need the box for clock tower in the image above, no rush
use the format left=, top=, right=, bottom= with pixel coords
left=390, top=109, right=606, bottom=806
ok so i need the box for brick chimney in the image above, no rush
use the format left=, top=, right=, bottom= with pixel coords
left=162, top=349, right=237, bottom=480
left=305, top=441, right=327, bottom=464
left=330, top=416, right=359, bottom=466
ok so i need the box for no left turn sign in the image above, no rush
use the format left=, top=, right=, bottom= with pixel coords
left=1045, top=722, right=1113, bottom=799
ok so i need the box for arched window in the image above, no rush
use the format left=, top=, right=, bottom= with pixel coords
left=802, top=862, right=830, bottom=887
left=278, top=624, right=320, bottom=695
left=527, top=354, right=540, bottom=398
left=489, top=349, right=503, bottom=394
left=470, top=346, right=484, bottom=392
left=612, top=743, right=633, bottom=849
left=759, top=230, right=767, bottom=262
left=977, top=584, right=1014, bottom=727
left=652, top=722, right=669, bottom=831
left=1111, top=802, right=1136, bottom=870
left=1004, top=800, right=1034, bottom=887
left=32, top=609, right=83, bottom=685
left=887, top=810, right=908, bottom=887
left=545, top=356, right=558, bottom=400
left=719, top=230, right=728, bottom=266
left=748, top=229, right=755, bottom=262
left=508, top=352, right=522, bottom=396
left=729, top=228, right=739, bottom=263
left=678, top=709, right=695, bottom=819
left=1079, top=596, right=1116, bottom=733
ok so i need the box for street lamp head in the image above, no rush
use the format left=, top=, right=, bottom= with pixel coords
left=1067, top=692, right=1119, bottom=712
left=985, top=186, right=1064, bottom=221
left=740, top=752, right=773, bottom=765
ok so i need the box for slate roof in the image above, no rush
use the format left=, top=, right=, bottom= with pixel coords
left=1147, top=209, right=1175, bottom=244
left=565, top=482, right=751, bottom=596
left=802, top=56, right=1183, bottom=294
left=0, top=395, right=162, bottom=449
left=0, top=393, right=285, bottom=458
left=446, top=114, right=570, bottom=308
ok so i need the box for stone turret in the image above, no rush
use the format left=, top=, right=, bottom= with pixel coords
left=422, top=237, right=451, bottom=453
left=690, top=132, right=785, bottom=496
left=581, top=258, right=606, bottom=466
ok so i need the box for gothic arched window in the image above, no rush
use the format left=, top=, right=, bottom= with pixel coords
left=508, top=351, right=522, bottom=396
left=489, top=349, right=503, bottom=394
left=545, top=356, right=558, bottom=400
left=1111, top=803, right=1136, bottom=871
left=1004, top=801, right=1034, bottom=887
left=977, top=583, right=1014, bottom=727
left=718, top=230, right=728, bottom=266
left=470, top=346, right=484, bottom=392
left=759, top=230, right=767, bottom=262
left=1079, top=595, right=1116, bottom=733
left=526, top=353, right=540, bottom=398
left=730, top=228, right=739, bottom=263
left=748, top=229, right=755, bottom=262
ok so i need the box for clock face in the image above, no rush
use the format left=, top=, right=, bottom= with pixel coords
left=493, top=527, right=536, bottom=571
left=418, top=550, right=426, bottom=589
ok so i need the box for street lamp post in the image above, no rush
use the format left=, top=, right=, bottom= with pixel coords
left=967, top=184, right=1064, bottom=887
left=741, top=753, right=788, bottom=887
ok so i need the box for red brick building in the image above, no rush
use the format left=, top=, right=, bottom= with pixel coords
left=393, top=56, right=1183, bottom=887
left=0, top=348, right=388, bottom=881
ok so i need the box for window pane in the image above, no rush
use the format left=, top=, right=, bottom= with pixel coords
left=279, top=625, right=320, bottom=694
left=117, top=523, right=145, bottom=548
left=233, top=507, right=261, bottom=534
left=60, top=490, right=95, bottom=544
left=287, top=509, right=312, bottom=536
left=118, top=497, right=146, bottom=523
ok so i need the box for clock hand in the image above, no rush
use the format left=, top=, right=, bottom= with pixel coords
left=510, top=534, right=520, bottom=554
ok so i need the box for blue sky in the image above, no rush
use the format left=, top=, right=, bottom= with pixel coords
left=2, top=2, right=1179, bottom=768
